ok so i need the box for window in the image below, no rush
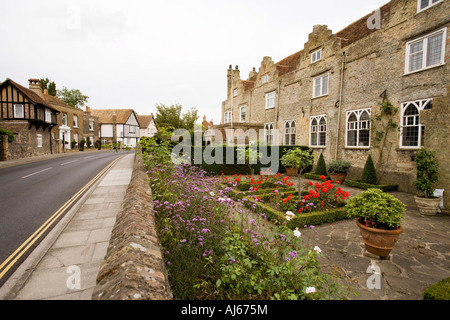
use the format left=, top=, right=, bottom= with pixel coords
left=400, top=99, right=432, bottom=148
left=224, top=111, right=232, bottom=124
left=417, top=0, right=443, bottom=12
left=240, top=105, right=246, bottom=122
left=262, top=74, right=269, bottom=84
left=73, top=133, right=78, bottom=146
left=405, top=28, right=446, bottom=74
left=312, top=73, right=329, bottom=98
left=37, top=134, right=42, bottom=148
left=73, top=115, right=78, bottom=127
left=45, top=108, right=52, bottom=123
left=311, top=49, right=322, bottom=63
left=310, top=115, right=327, bottom=147
left=89, top=120, right=94, bottom=131
left=265, top=91, right=276, bottom=109
left=284, top=120, right=296, bottom=146
left=14, top=104, right=24, bottom=118
left=129, top=125, right=135, bottom=134
left=62, top=113, right=67, bottom=126
left=233, top=88, right=238, bottom=97
left=264, top=123, right=274, bottom=145
left=346, top=108, right=371, bottom=147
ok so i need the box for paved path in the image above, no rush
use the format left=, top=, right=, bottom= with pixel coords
left=0, top=153, right=134, bottom=300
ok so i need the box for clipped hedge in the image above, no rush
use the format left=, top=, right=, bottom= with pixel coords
left=0, top=128, right=15, bottom=142
left=345, top=179, right=398, bottom=192
left=304, top=173, right=331, bottom=181
left=423, top=277, right=450, bottom=300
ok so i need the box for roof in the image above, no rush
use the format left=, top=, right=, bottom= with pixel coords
left=1, top=78, right=58, bottom=112
left=242, top=80, right=255, bottom=91
left=275, top=50, right=302, bottom=77
left=0, top=121, right=28, bottom=134
left=42, top=92, right=80, bottom=110
left=136, top=115, right=154, bottom=129
left=90, top=109, right=136, bottom=124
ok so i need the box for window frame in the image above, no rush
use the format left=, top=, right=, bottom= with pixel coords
left=224, top=111, right=232, bottom=124
left=89, top=120, right=94, bottom=131
left=61, top=113, right=68, bottom=126
left=345, top=108, right=371, bottom=148
left=284, top=120, right=296, bottom=146
left=264, top=122, right=274, bottom=145
left=417, top=0, right=443, bottom=12
left=311, top=48, right=322, bottom=64
left=73, top=114, right=78, bottom=127
left=240, top=105, right=246, bottom=122
left=233, top=88, right=238, bottom=97
left=45, top=108, right=52, bottom=123
left=405, top=28, right=446, bottom=74
left=312, top=73, right=329, bottom=98
left=37, top=134, right=42, bottom=148
left=399, top=99, right=432, bottom=149
left=265, top=91, right=276, bottom=109
left=14, top=104, right=24, bottom=118
left=262, top=74, right=269, bottom=84
left=310, top=115, right=327, bottom=147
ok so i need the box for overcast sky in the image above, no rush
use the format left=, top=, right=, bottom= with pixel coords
left=0, top=0, right=389, bottom=124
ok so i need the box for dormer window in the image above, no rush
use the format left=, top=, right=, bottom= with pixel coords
left=311, top=49, right=322, bottom=64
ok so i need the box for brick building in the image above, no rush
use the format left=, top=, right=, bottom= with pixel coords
left=218, top=0, right=449, bottom=212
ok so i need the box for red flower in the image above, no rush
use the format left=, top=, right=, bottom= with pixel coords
left=319, top=175, right=326, bottom=180
left=322, top=188, right=329, bottom=193
left=298, top=208, right=303, bottom=213
left=308, top=181, right=313, bottom=186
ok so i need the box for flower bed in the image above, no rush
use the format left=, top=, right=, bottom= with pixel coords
left=344, top=179, right=398, bottom=192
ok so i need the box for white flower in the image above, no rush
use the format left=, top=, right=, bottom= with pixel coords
left=293, top=228, right=301, bottom=238
left=286, top=215, right=292, bottom=221
left=306, top=287, right=316, bottom=294
left=286, top=211, right=295, bottom=217
left=210, top=191, right=215, bottom=197
left=313, top=246, right=322, bottom=253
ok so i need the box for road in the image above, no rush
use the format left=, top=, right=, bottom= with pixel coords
left=0, top=150, right=128, bottom=286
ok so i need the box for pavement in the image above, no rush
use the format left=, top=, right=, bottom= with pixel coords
left=0, top=152, right=135, bottom=300
left=0, top=156, right=448, bottom=300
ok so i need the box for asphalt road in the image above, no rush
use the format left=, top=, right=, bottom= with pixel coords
left=0, top=150, right=128, bottom=286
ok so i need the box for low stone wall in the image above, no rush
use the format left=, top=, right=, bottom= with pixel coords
left=92, top=154, right=172, bottom=300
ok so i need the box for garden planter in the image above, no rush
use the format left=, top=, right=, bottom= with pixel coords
left=285, top=167, right=298, bottom=176
left=356, top=219, right=403, bottom=258
left=329, top=172, right=347, bottom=183
left=414, top=196, right=440, bottom=216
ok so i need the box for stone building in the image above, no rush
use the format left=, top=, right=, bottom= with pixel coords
left=84, top=106, right=100, bottom=146
left=218, top=0, right=449, bottom=212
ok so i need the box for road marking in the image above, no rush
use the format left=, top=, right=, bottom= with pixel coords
left=61, top=159, right=79, bottom=166
left=83, top=156, right=95, bottom=160
left=21, top=167, right=52, bottom=179
left=0, top=156, right=123, bottom=282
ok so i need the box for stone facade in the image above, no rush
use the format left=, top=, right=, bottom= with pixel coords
left=83, top=106, right=100, bottom=146
left=219, top=0, right=449, bottom=209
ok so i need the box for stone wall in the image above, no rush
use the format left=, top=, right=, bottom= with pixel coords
left=92, top=154, right=172, bottom=300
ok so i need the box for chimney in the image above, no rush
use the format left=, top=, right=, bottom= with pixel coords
left=28, top=78, right=42, bottom=95
left=203, top=115, right=207, bottom=121
left=86, top=106, right=91, bottom=112
left=249, top=67, right=257, bottom=80
left=44, top=89, right=49, bottom=95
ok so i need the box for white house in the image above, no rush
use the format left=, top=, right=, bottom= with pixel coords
left=137, top=113, right=157, bottom=139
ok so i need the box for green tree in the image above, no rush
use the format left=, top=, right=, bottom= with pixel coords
left=155, top=103, right=199, bottom=131
left=57, top=86, right=89, bottom=109
left=361, top=154, right=378, bottom=185
left=39, top=78, right=57, bottom=96
left=315, top=152, right=327, bottom=176
left=414, top=148, right=439, bottom=198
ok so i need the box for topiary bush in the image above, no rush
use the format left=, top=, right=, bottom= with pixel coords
left=361, top=154, right=377, bottom=185
left=423, top=277, right=450, bottom=300
left=315, top=152, right=327, bottom=176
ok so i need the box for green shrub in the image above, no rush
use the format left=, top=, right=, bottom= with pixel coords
left=414, top=148, right=439, bottom=198
left=361, top=155, right=377, bottom=185
left=0, top=128, right=15, bottom=142
left=304, top=173, right=330, bottom=181
left=315, top=153, right=327, bottom=176
left=423, top=277, right=450, bottom=300
left=328, top=160, right=351, bottom=174
left=344, top=179, right=398, bottom=192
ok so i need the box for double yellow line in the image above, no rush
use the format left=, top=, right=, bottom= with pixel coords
left=0, top=156, right=122, bottom=281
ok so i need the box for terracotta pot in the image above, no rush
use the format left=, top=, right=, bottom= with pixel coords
left=328, top=172, right=347, bottom=183
left=285, top=167, right=298, bottom=176
left=414, top=196, right=440, bottom=216
left=356, top=219, right=403, bottom=258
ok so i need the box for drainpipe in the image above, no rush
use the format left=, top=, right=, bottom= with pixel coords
left=275, top=79, right=281, bottom=144
left=335, top=51, right=346, bottom=161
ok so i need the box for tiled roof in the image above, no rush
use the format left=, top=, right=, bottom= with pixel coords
left=0, top=121, right=28, bottom=133
left=136, top=115, right=153, bottom=129
left=275, top=50, right=302, bottom=77
left=90, top=109, right=135, bottom=124
left=242, top=80, right=255, bottom=91
left=42, top=92, right=78, bottom=110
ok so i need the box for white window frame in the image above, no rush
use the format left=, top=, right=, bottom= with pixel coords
left=264, top=123, right=274, bottom=145
left=73, top=115, right=78, bottom=127
left=129, top=125, right=136, bottom=134
left=262, top=74, right=269, bottom=84
left=224, top=111, right=232, bottom=124
left=240, top=105, right=246, bottom=122
left=73, top=133, right=78, bottom=147
left=37, top=134, right=42, bottom=148
left=89, top=120, right=94, bottom=131
left=417, top=0, right=443, bottom=12
left=45, top=108, right=52, bottom=123
left=345, top=108, right=371, bottom=148
left=284, top=120, right=296, bottom=146
left=399, top=99, right=432, bottom=149
left=233, top=88, right=238, bottom=97
left=311, top=48, right=322, bottom=64
left=61, top=113, right=67, bottom=126
left=405, top=28, right=446, bottom=74
left=265, top=91, right=276, bottom=109
left=14, top=104, right=24, bottom=118
left=310, top=115, right=327, bottom=147
left=312, top=73, right=329, bottom=98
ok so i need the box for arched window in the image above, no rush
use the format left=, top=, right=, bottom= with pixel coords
left=346, top=108, right=371, bottom=147
left=264, top=123, right=274, bottom=145
left=284, top=120, right=296, bottom=146
left=400, top=99, right=432, bottom=148
left=310, top=115, right=326, bottom=147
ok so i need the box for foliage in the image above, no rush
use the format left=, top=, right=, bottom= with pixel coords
left=328, top=160, right=351, bottom=174
left=413, top=148, right=439, bottom=198
left=155, top=103, right=199, bottom=131
left=346, top=188, right=405, bottom=230
left=57, top=86, right=89, bottom=109
left=304, top=173, right=330, bottom=181
left=71, top=140, right=77, bottom=149
left=423, top=277, right=450, bottom=300
left=344, top=179, right=398, bottom=192
left=79, top=139, right=85, bottom=151
left=280, top=148, right=314, bottom=174
left=0, top=128, right=15, bottom=142
left=39, top=78, right=57, bottom=96
left=86, top=136, right=92, bottom=148
left=237, top=147, right=262, bottom=176
left=361, top=154, right=377, bottom=185
left=315, top=153, right=327, bottom=176
left=95, top=139, right=101, bottom=150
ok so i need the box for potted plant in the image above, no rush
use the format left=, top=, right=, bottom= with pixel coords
left=413, top=148, right=440, bottom=216
left=346, top=188, right=405, bottom=259
left=328, top=159, right=351, bottom=183
left=280, top=148, right=314, bottom=177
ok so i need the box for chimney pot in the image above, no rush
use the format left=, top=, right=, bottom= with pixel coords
left=235, top=65, right=239, bottom=70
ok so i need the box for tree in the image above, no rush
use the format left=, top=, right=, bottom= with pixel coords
left=361, top=154, right=378, bottom=185
left=57, top=86, right=89, bottom=109
left=39, top=78, right=57, bottom=96
left=155, top=103, right=199, bottom=131
left=315, top=152, right=327, bottom=176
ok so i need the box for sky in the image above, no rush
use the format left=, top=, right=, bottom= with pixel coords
left=0, top=0, right=389, bottom=124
